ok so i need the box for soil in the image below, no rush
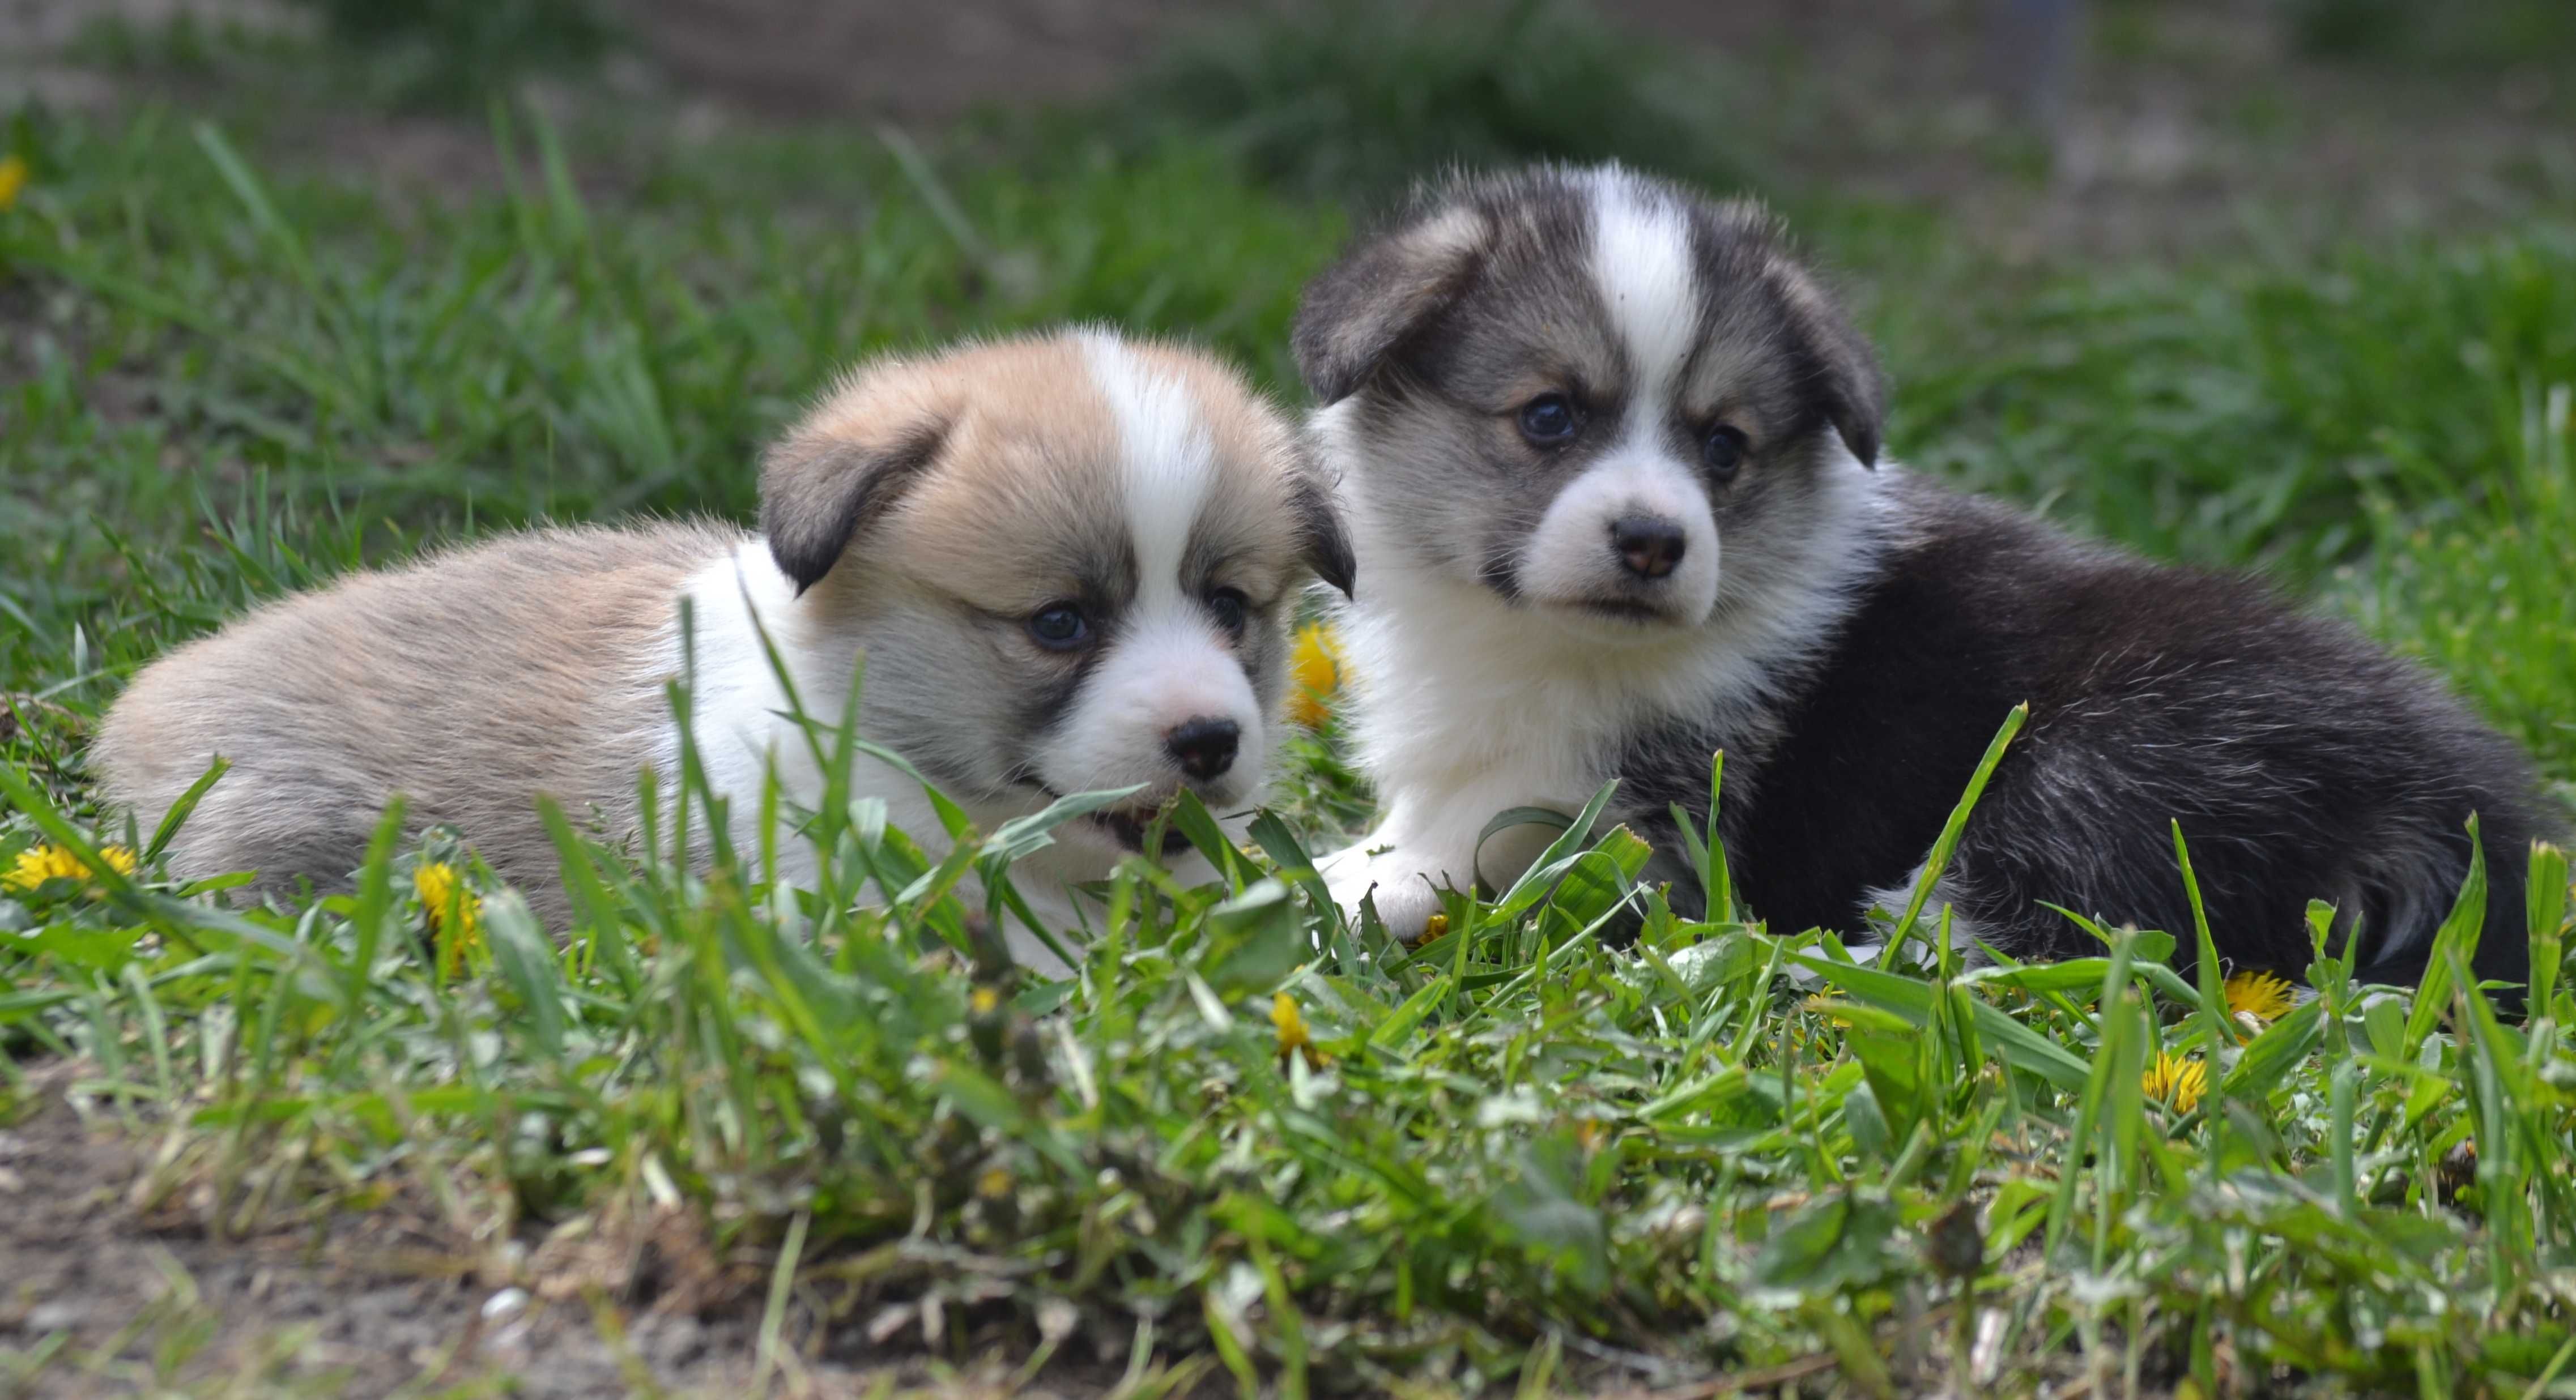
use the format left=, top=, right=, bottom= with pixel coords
left=0, top=1064, right=1118, bottom=1398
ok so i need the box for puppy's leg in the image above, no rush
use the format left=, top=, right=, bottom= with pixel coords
left=1319, top=831, right=1458, bottom=941
left=1321, top=776, right=1569, bottom=939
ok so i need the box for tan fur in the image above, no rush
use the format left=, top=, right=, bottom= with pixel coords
left=815, top=336, right=1126, bottom=612
left=790, top=334, right=1317, bottom=618
left=93, top=522, right=742, bottom=914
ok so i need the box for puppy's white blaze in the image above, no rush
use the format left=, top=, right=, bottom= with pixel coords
left=1080, top=331, right=1215, bottom=607
left=1585, top=170, right=1700, bottom=417
left=1041, top=605, right=1263, bottom=801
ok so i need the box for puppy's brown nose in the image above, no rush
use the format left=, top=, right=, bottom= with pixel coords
left=1611, top=516, right=1686, bottom=579
left=1164, top=716, right=1240, bottom=780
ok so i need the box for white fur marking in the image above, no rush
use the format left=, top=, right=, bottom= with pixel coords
left=663, top=540, right=1109, bottom=974
left=1586, top=170, right=1700, bottom=416
left=666, top=540, right=849, bottom=880
left=1082, top=332, right=1215, bottom=609
left=1860, top=857, right=1993, bottom=968
left=1509, top=172, right=1725, bottom=622
left=1517, top=453, right=1722, bottom=623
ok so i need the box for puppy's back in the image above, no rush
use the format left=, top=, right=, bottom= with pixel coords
left=95, top=520, right=741, bottom=902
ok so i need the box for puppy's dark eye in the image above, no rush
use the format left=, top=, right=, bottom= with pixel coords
left=1518, top=394, right=1579, bottom=445
left=1207, top=587, right=1250, bottom=637
left=1028, top=602, right=1091, bottom=651
left=1704, top=425, right=1748, bottom=481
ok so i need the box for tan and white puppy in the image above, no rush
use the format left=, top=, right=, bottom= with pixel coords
left=94, top=329, right=1351, bottom=967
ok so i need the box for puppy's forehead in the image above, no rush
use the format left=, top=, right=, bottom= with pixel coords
left=891, top=334, right=1299, bottom=603
left=1413, top=184, right=1619, bottom=402
left=1578, top=168, right=1701, bottom=395
left=1423, top=170, right=1820, bottom=433
left=1084, top=335, right=1304, bottom=591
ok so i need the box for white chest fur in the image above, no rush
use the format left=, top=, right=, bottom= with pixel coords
left=1314, top=411, right=1892, bottom=937
left=662, top=540, right=1093, bottom=970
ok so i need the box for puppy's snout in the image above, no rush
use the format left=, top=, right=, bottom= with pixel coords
left=1163, top=715, right=1241, bottom=780
left=1610, top=515, right=1687, bottom=580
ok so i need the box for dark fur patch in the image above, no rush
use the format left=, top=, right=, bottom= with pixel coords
left=1292, top=206, right=1495, bottom=405
left=1614, top=476, right=2552, bottom=989
left=760, top=419, right=949, bottom=593
left=1292, top=474, right=1358, bottom=598
left=1680, top=209, right=1885, bottom=467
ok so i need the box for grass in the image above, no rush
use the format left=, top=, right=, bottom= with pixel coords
left=5, top=11, right=2576, bottom=1395
left=1096, top=0, right=1759, bottom=201
left=2288, top=0, right=2576, bottom=79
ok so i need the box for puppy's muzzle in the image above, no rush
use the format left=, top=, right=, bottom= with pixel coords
left=1611, top=515, right=1687, bottom=581
left=1163, top=715, right=1240, bottom=780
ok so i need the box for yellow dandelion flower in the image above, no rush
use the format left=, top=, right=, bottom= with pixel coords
left=413, top=862, right=482, bottom=974
left=0, top=155, right=27, bottom=212
left=1286, top=622, right=1342, bottom=728
left=2142, top=1051, right=2208, bottom=1115
left=1421, top=911, right=1449, bottom=941
left=977, top=1165, right=1014, bottom=1200
left=5, top=844, right=82, bottom=891
left=1272, top=991, right=1311, bottom=1061
left=969, top=985, right=1002, bottom=1015
left=4, top=843, right=136, bottom=894
left=2223, top=970, right=2295, bottom=1023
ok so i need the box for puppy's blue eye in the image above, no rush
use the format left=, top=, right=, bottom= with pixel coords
left=1207, top=588, right=1250, bottom=637
left=1518, top=394, right=1578, bottom=445
left=1704, top=425, right=1747, bottom=480
left=1028, top=603, right=1090, bottom=650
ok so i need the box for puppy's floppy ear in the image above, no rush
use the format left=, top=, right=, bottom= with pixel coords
left=1291, top=471, right=1356, bottom=599
left=1811, top=313, right=1887, bottom=468
left=1776, top=267, right=1888, bottom=468
left=1293, top=204, right=1491, bottom=406
left=760, top=415, right=949, bottom=593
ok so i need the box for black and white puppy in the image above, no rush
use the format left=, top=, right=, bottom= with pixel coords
left=1296, top=163, right=2551, bottom=988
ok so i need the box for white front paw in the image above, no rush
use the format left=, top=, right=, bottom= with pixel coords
left=1320, top=838, right=1462, bottom=941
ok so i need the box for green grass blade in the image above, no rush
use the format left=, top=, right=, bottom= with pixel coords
left=2170, top=821, right=2237, bottom=1051
left=1880, top=703, right=2026, bottom=964
left=2403, top=817, right=2489, bottom=1053
left=142, top=756, right=231, bottom=865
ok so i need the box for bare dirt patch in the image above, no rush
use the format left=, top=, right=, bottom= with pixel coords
left=0, top=1066, right=1115, bottom=1398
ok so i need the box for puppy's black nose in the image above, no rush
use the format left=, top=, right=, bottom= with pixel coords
left=1164, top=716, right=1240, bottom=780
left=1611, top=516, right=1687, bottom=580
